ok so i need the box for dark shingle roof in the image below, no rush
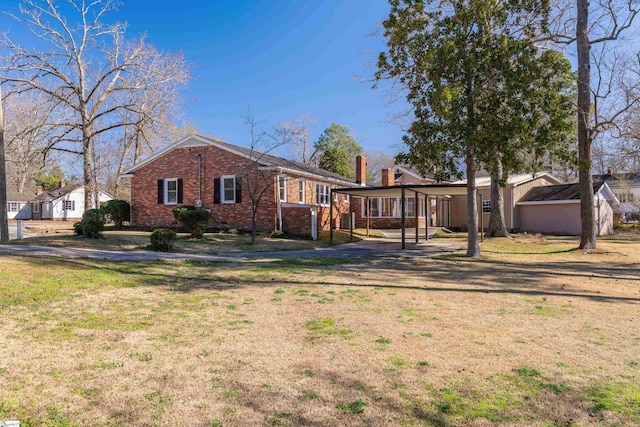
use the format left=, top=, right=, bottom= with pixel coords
left=592, top=172, right=640, bottom=185
left=215, top=140, right=356, bottom=183
left=31, top=184, right=82, bottom=202
left=7, top=191, right=35, bottom=202
left=520, top=181, right=605, bottom=202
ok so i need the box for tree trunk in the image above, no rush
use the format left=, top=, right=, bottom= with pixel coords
left=83, top=131, right=93, bottom=212
left=0, top=85, right=9, bottom=242
left=251, top=207, right=258, bottom=244
left=466, top=146, right=480, bottom=258
left=577, top=0, right=597, bottom=249
left=486, top=158, right=510, bottom=238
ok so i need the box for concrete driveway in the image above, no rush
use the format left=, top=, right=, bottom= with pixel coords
left=7, top=223, right=35, bottom=240
left=0, top=238, right=464, bottom=262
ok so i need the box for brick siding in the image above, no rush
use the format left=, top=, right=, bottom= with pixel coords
left=130, top=144, right=351, bottom=235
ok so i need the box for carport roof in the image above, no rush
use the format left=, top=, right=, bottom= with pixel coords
left=332, top=183, right=468, bottom=198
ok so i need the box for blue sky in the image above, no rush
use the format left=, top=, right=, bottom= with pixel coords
left=1, top=0, right=407, bottom=156
left=18, top=0, right=404, bottom=156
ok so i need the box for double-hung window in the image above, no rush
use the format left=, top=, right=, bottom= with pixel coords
left=222, top=175, right=236, bottom=204
left=278, top=176, right=287, bottom=202
left=298, top=179, right=305, bottom=203
left=63, top=200, right=75, bottom=211
left=482, top=200, right=491, bottom=213
left=316, top=184, right=330, bottom=206
left=32, top=202, right=39, bottom=213
left=165, top=178, right=178, bottom=204
left=7, top=202, right=18, bottom=212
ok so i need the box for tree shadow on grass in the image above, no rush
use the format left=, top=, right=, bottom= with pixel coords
left=13, top=255, right=640, bottom=305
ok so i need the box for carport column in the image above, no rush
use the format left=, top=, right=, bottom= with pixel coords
left=478, top=191, right=484, bottom=242
left=365, top=197, right=370, bottom=237
left=329, top=188, right=334, bottom=244
left=415, top=191, right=419, bottom=243
left=425, top=197, right=429, bottom=241
left=349, top=194, right=354, bottom=243
left=401, top=186, right=406, bottom=250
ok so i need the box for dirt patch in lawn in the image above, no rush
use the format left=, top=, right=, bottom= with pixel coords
left=0, top=235, right=639, bottom=426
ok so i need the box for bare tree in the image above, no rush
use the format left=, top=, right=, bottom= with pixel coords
left=241, top=112, right=290, bottom=244
left=551, top=0, right=640, bottom=248
left=0, top=84, right=9, bottom=242
left=0, top=0, right=189, bottom=210
left=283, top=115, right=318, bottom=166
left=3, top=92, right=59, bottom=192
left=363, top=149, right=395, bottom=182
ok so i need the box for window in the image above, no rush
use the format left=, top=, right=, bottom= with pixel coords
left=316, top=183, right=330, bottom=206
left=7, top=202, right=19, bottom=212
left=165, top=178, right=178, bottom=204
left=278, top=176, right=287, bottom=202
left=406, top=197, right=415, bottom=217
left=368, top=198, right=379, bottom=217
left=482, top=200, right=491, bottom=213
left=63, top=200, right=75, bottom=211
left=298, top=179, right=305, bottom=203
left=619, top=193, right=635, bottom=203
left=222, top=175, right=236, bottom=203
left=381, top=198, right=397, bottom=217
left=32, top=202, right=39, bottom=213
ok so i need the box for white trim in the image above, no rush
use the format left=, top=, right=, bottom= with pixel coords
left=121, top=134, right=357, bottom=187
left=278, top=175, right=287, bottom=202
left=221, top=175, right=236, bottom=204
left=517, top=200, right=580, bottom=206
left=164, top=178, right=179, bottom=205
left=316, top=183, right=330, bottom=206
left=259, top=165, right=356, bottom=187
left=298, top=179, right=305, bottom=204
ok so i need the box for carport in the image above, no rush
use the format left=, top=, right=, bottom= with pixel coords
left=330, top=184, right=468, bottom=249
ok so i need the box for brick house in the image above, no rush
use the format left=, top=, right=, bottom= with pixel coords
left=121, top=134, right=361, bottom=238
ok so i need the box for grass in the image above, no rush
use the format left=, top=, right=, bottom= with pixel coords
left=9, top=222, right=375, bottom=253
left=0, top=234, right=639, bottom=425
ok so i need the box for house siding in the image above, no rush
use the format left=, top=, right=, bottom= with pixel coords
left=511, top=177, right=558, bottom=230
left=130, top=144, right=351, bottom=234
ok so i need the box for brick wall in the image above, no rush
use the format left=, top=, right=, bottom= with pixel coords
left=130, top=144, right=352, bottom=234
left=281, top=205, right=313, bottom=236
left=131, top=145, right=278, bottom=231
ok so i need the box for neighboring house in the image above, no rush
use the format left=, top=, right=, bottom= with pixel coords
left=6, top=191, right=34, bottom=220
left=354, top=167, right=443, bottom=229
left=592, top=171, right=640, bottom=221
left=31, top=183, right=113, bottom=221
left=517, top=181, right=619, bottom=236
left=450, top=173, right=563, bottom=231
left=121, top=134, right=360, bottom=239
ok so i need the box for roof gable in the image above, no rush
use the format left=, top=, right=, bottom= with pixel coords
left=121, top=134, right=357, bottom=185
left=519, top=181, right=618, bottom=203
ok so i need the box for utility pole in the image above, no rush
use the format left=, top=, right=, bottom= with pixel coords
left=0, top=83, right=9, bottom=242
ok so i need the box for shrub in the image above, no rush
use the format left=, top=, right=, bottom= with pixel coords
left=101, top=199, right=130, bottom=227
left=77, top=209, right=106, bottom=238
left=172, top=205, right=196, bottom=220
left=73, top=221, right=83, bottom=236
left=173, top=206, right=211, bottom=239
left=150, top=228, right=177, bottom=252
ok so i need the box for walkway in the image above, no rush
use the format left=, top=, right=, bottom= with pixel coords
left=0, top=239, right=464, bottom=262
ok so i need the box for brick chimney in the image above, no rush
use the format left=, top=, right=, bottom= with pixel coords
left=355, top=155, right=367, bottom=185
left=381, top=168, right=395, bottom=187
left=59, top=180, right=65, bottom=188
left=36, top=185, right=43, bottom=195
left=607, top=167, right=612, bottom=175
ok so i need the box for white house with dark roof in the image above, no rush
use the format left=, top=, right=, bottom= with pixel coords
left=31, top=183, right=113, bottom=221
